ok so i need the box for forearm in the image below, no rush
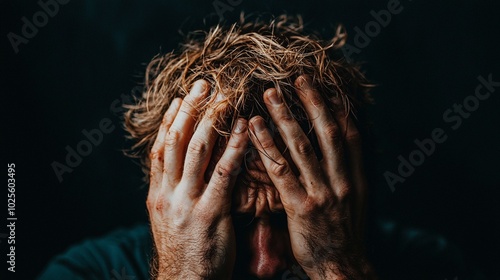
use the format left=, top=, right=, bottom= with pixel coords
left=155, top=271, right=207, bottom=280
left=151, top=244, right=232, bottom=280
left=306, top=258, right=377, bottom=280
left=153, top=261, right=210, bottom=280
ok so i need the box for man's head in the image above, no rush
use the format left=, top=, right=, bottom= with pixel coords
left=125, top=14, right=372, bottom=279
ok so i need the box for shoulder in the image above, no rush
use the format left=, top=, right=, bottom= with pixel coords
left=38, top=223, right=152, bottom=280
left=369, top=219, right=466, bottom=280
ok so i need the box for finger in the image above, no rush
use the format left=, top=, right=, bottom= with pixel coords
left=295, top=75, right=349, bottom=195
left=248, top=116, right=306, bottom=207
left=180, top=107, right=219, bottom=193
left=332, top=99, right=366, bottom=230
left=149, top=98, right=182, bottom=191
left=164, top=80, right=209, bottom=184
left=201, top=118, right=249, bottom=212
left=263, top=88, right=325, bottom=195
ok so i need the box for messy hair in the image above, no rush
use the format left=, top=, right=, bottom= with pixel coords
left=124, top=14, right=373, bottom=182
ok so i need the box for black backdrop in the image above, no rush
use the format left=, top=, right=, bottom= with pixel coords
left=2, top=0, right=499, bottom=279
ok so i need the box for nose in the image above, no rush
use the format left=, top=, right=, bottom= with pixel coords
left=248, top=219, right=288, bottom=279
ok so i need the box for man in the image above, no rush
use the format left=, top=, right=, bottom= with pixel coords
left=124, top=13, right=374, bottom=279
left=38, top=15, right=461, bottom=280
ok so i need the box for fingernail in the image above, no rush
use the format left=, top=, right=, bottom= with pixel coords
left=191, top=80, right=207, bottom=97
left=251, top=118, right=266, bottom=132
left=215, top=92, right=225, bottom=102
left=297, top=76, right=310, bottom=90
left=267, top=89, right=281, bottom=105
left=297, top=76, right=305, bottom=88
left=234, top=119, right=246, bottom=133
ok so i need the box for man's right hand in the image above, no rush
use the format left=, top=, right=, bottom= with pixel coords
left=146, top=80, right=249, bottom=279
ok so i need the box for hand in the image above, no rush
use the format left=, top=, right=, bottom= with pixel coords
left=248, top=75, right=373, bottom=279
left=147, top=80, right=249, bottom=279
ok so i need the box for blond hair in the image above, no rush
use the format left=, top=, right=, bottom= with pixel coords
left=124, top=14, right=373, bottom=182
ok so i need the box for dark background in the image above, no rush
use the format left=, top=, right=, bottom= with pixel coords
left=2, top=0, right=499, bottom=279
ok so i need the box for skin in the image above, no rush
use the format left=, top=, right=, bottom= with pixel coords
left=147, top=76, right=373, bottom=279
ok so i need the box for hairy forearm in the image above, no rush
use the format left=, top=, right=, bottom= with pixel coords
left=151, top=248, right=230, bottom=280
left=155, top=271, right=207, bottom=280
left=152, top=260, right=210, bottom=280
left=309, top=269, right=377, bottom=280
left=306, top=258, right=377, bottom=280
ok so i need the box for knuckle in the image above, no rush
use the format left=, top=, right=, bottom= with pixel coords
left=345, top=129, right=361, bottom=144
left=215, top=160, right=239, bottom=178
left=269, top=161, right=290, bottom=177
left=277, top=109, right=294, bottom=122
left=147, top=193, right=170, bottom=213
left=314, top=191, right=334, bottom=209
left=227, top=137, right=245, bottom=151
left=259, top=138, right=276, bottom=150
left=323, top=123, right=340, bottom=139
left=165, top=129, right=181, bottom=151
left=149, top=150, right=163, bottom=161
left=301, top=196, right=319, bottom=213
left=295, top=139, right=314, bottom=156
left=188, top=138, right=209, bottom=157
left=146, top=196, right=155, bottom=211
left=310, top=93, right=324, bottom=107
left=302, top=194, right=332, bottom=213
left=155, top=198, right=168, bottom=212
left=336, top=183, right=352, bottom=203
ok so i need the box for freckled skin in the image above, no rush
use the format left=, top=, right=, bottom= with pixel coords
left=147, top=77, right=375, bottom=280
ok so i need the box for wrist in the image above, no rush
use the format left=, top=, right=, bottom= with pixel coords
left=156, top=272, right=206, bottom=280
left=155, top=264, right=215, bottom=280
left=305, top=265, right=348, bottom=280
left=154, top=261, right=231, bottom=280
left=304, top=259, right=376, bottom=280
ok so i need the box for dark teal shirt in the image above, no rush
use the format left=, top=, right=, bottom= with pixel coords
left=38, top=224, right=152, bottom=280
left=38, top=220, right=466, bottom=279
